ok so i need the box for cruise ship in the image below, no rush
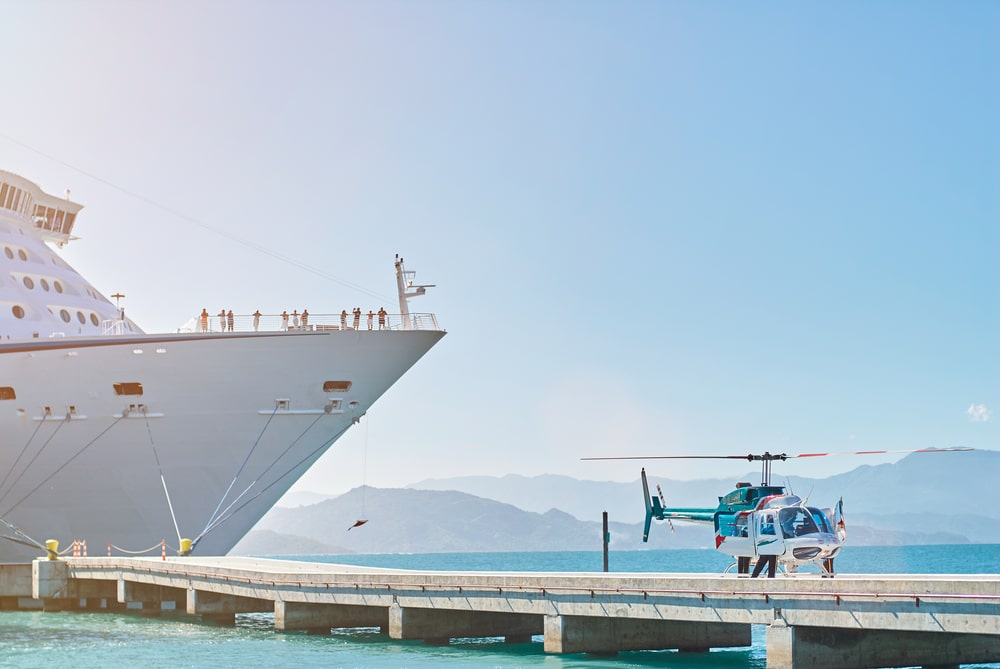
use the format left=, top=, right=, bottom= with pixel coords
left=0, top=170, right=445, bottom=562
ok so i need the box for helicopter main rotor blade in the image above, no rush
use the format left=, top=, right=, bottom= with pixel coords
left=581, top=446, right=973, bottom=461
left=792, top=447, right=973, bottom=458
left=581, top=455, right=763, bottom=461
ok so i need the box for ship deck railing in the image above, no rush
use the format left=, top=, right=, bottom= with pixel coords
left=175, top=311, right=440, bottom=335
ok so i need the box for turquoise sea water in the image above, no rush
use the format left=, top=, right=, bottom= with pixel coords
left=1, top=545, right=998, bottom=669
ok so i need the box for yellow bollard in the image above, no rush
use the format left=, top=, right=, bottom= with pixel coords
left=45, top=539, right=59, bottom=560
left=179, top=538, right=192, bottom=556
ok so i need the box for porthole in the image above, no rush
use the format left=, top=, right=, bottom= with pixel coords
left=60, top=309, right=70, bottom=323
left=40, top=278, right=49, bottom=291
left=11, top=305, right=24, bottom=319
left=90, top=313, right=99, bottom=326
left=77, top=311, right=85, bottom=324
left=54, top=281, right=63, bottom=293
left=3, top=247, right=11, bottom=259
left=22, top=276, right=33, bottom=289
left=17, top=249, right=26, bottom=261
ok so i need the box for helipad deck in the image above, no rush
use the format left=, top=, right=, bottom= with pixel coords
left=4, top=557, right=999, bottom=669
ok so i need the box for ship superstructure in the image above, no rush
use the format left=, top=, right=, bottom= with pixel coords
left=0, top=170, right=444, bottom=562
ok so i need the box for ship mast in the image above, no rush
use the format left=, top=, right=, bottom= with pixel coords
left=394, top=254, right=434, bottom=331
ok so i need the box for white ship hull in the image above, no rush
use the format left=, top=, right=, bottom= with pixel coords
left=0, top=328, right=443, bottom=562
left=0, top=169, right=445, bottom=562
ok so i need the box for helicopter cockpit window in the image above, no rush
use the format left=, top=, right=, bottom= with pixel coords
left=760, top=514, right=776, bottom=536
left=809, top=508, right=832, bottom=534
left=778, top=507, right=820, bottom=538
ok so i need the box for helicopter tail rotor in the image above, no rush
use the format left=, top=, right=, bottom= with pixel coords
left=656, top=483, right=675, bottom=533
left=641, top=468, right=655, bottom=542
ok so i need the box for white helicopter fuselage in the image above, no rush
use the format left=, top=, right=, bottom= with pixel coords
left=714, top=494, right=843, bottom=571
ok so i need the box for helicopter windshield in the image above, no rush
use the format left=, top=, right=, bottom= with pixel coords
left=778, top=507, right=820, bottom=538
left=809, top=507, right=833, bottom=534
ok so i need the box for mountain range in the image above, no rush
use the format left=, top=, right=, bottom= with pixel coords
left=232, top=450, right=998, bottom=556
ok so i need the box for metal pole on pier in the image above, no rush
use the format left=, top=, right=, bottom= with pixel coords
left=602, top=511, right=609, bottom=572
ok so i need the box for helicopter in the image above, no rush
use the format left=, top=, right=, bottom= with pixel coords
left=583, top=447, right=973, bottom=578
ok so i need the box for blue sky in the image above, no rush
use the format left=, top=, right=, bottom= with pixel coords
left=2, top=1, right=996, bottom=494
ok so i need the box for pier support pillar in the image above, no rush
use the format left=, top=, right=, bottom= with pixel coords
left=32, top=558, right=77, bottom=611
left=32, top=558, right=69, bottom=600
left=543, top=615, right=751, bottom=655
left=765, top=621, right=1000, bottom=669
left=274, top=601, right=389, bottom=633
left=389, top=604, right=542, bottom=644
left=186, top=588, right=271, bottom=620
left=117, top=579, right=185, bottom=607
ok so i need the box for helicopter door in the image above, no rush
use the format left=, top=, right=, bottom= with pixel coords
left=755, top=512, right=784, bottom=556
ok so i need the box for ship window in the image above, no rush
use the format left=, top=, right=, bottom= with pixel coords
left=60, top=309, right=70, bottom=322
left=54, top=281, right=63, bottom=293
left=113, top=382, right=144, bottom=396
left=22, top=276, right=33, bottom=289
left=40, top=278, right=49, bottom=291
left=11, top=305, right=24, bottom=319
left=90, top=313, right=99, bottom=326
left=77, top=311, right=85, bottom=324
left=323, top=380, right=352, bottom=392
left=17, top=249, right=26, bottom=261
left=0, top=386, right=15, bottom=400
left=3, top=247, right=11, bottom=259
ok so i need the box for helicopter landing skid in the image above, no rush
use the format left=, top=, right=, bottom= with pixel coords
left=725, top=559, right=836, bottom=578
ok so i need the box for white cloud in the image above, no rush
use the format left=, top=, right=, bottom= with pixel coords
left=967, top=403, right=991, bottom=422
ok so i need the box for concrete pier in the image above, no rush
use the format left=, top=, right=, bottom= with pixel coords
left=5, top=557, right=1000, bottom=669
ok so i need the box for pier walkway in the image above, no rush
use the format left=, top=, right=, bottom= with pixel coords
left=3, top=556, right=999, bottom=669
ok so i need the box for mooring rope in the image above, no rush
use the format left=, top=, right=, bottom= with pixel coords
left=196, top=411, right=327, bottom=540
left=0, top=517, right=47, bottom=551
left=0, top=417, right=47, bottom=504
left=0, top=413, right=69, bottom=510
left=199, top=404, right=280, bottom=541
left=192, top=420, right=354, bottom=547
left=0, top=416, right=124, bottom=517
left=142, top=411, right=183, bottom=548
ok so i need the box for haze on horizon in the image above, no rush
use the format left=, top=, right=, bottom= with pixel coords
left=2, top=2, right=995, bottom=494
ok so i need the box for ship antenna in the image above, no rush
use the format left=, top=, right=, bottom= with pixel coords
left=395, top=254, right=434, bottom=331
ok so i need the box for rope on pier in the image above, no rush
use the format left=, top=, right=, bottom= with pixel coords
left=107, top=540, right=170, bottom=556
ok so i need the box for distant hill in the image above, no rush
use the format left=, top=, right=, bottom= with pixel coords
left=276, top=490, right=338, bottom=508
left=240, top=487, right=675, bottom=555
left=232, top=529, right=349, bottom=556
left=236, top=451, right=1000, bottom=556
left=408, top=451, right=997, bottom=524
left=406, top=451, right=1000, bottom=539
